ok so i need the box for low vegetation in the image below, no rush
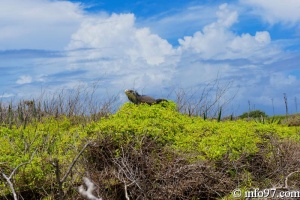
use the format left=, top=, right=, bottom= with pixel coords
left=1, top=98, right=300, bottom=199
left=239, top=110, right=268, bottom=119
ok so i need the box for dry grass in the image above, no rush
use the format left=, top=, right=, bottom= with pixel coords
left=0, top=84, right=119, bottom=128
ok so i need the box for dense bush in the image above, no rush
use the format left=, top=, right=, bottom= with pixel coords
left=1, top=101, right=300, bottom=199
left=84, top=102, right=300, bottom=199
left=239, top=109, right=268, bottom=119
left=0, top=116, right=90, bottom=199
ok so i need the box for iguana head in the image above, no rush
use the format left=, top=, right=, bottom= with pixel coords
left=125, top=89, right=140, bottom=104
left=125, top=89, right=161, bottom=105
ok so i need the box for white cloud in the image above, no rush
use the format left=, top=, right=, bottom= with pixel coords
left=228, top=31, right=274, bottom=60
left=140, top=5, right=218, bottom=41
left=0, top=1, right=299, bottom=116
left=65, top=12, right=179, bottom=93
left=0, top=0, right=84, bottom=50
left=270, top=73, right=297, bottom=87
left=63, top=2, right=294, bottom=104
left=254, top=31, right=271, bottom=43
left=241, top=0, right=300, bottom=25
left=216, top=4, right=238, bottom=28
left=0, top=93, right=14, bottom=98
left=128, top=27, right=175, bottom=65
left=67, top=13, right=175, bottom=65
left=16, top=75, right=32, bottom=85
left=178, top=4, right=278, bottom=60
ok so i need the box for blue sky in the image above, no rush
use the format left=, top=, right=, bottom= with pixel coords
left=0, top=0, right=300, bottom=115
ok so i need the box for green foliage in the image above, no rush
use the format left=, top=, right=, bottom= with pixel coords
left=1, top=100, right=299, bottom=199
left=255, top=116, right=281, bottom=125
left=239, top=109, right=268, bottom=119
left=0, top=116, right=89, bottom=196
left=90, top=101, right=299, bottom=161
left=266, top=114, right=300, bottom=126
left=90, top=101, right=184, bottom=145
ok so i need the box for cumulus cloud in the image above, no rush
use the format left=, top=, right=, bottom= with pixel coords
left=64, top=3, right=292, bottom=101
left=65, top=13, right=179, bottom=93
left=16, top=75, right=32, bottom=85
left=241, top=0, right=300, bottom=25
left=178, top=4, right=278, bottom=61
left=178, top=4, right=237, bottom=59
left=1, top=0, right=299, bottom=115
left=67, top=13, right=175, bottom=65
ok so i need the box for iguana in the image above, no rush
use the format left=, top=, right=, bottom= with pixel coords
left=125, top=89, right=167, bottom=105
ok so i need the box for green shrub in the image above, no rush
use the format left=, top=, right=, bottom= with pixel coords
left=90, top=102, right=299, bottom=161
left=239, top=109, right=268, bottom=119
left=0, top=116, right=89, bottom=197
left=1, top=101, right=300, bottom=199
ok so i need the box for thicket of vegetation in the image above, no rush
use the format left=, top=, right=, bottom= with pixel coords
left=239, top=110, right=268, bottom=119
left=1, top=91, right=300, bottom=199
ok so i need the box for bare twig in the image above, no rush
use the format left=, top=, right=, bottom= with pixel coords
left=0, top=150, right=36, bottom=200
left=284, top=170, right=300, bottom=189
left=52, top=142, right=91, bottom=200
left=174, top=76, right=235, bottom=117
left=61, top=142, right=91, bottom=183
left=112, top=147, right=143, bottom=200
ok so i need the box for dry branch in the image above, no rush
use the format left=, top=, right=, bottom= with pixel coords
left=52, top=142, right=91, bottom=200
left=0, top=150, right=36, bottom=200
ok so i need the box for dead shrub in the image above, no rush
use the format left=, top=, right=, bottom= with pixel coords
left=80, top=135, right=236, bottom=200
